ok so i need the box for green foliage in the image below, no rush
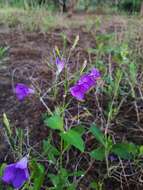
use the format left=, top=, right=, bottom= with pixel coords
left=111, top=142, right=138, bottom=159
left=43, top=138, right=60, bottom=163
left=0, top=163, right=6, bottom=177
left=119, top=0, right=142, bottom=13
left=30, top=160, right=45, bottom=190
left=89, top=124, right=139, bottom=161
left=90, top=147, right=105, bottom=161
left=44, top=112, right=85, bottom=152
left=44, top=114, right=64, bottom=131
left=48, top=168, right=76, bottom=190
left=60, top=129, right=85, bottom=152
left=90, top=124, right=106, bottom=147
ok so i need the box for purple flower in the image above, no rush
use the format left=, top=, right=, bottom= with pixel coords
left=15, top=83, right=35, bottom=101
left=70, top=68, right=101, bottom=100
left=108, top=154, right=118, bottom=162
left=78, top=74, right=95, bottom=89
left=55, top=57, right=65, bottom=74
left=2, top=156, right=29, bottom=189
left=70, top=84, right=87, bottom=101
left=90, top=68, right=101, bottom=79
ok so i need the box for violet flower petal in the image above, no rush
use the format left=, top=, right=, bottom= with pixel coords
left=12, top=169, right=29, bottom=189
left=16, top=156, right=28, bottom=169
left=78, top=74, right=95, bottom=89
left=2, top=164, right=16, bottom=184
left=27, top=88, right=35, bottom=95
left=55, top=57, right=65, bottom=74
left=90, top=68, right=101, bottom=79
left=70, top=68, right=101, bottom=100
left=15, top=83, right=35, bottom=101
left=70, top=84, right=86, bottom=100
left=2, top=157, right=29, bottom=189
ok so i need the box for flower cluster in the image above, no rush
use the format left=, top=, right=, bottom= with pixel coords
left=2, top=157, right=29, bottom=189
left=70, top=68, right=101, bottom=100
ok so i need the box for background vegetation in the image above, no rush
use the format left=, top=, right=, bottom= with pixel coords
left=0, top=0, right=142, bottom=13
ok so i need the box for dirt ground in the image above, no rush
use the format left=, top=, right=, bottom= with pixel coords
left=0, top=19, right=143, bottom=189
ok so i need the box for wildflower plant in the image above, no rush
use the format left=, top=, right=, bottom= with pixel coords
left=0, top=24, right=143, bottom=190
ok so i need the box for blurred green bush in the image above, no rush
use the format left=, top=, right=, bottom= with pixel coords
left=0, top=0, right=142, bottom=13
left=118, top=0, right=142, bottom=13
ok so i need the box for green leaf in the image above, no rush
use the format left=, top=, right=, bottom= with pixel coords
left=3, top=113, right=12, bottom=136
left=30, top=160, right=45, bottom=190
left=72, top=125, right=85, bottom=136
left=0, top=163, right=6, bottom=177
left=68, top=184, right=76, bottom=190
left=139, top=145, right=143, bottom=156
left=90, top=124, right=106, bottom=146
left=48, top=173, right=60, bottom=188
left=111, top=142, right=137, bottom=159
left=43, top=139, right=60, bottom=163
left=60, top=129, right=85, bottom=152
left=90, top=147, right=105, bottom=161
left=48, top=168, right=69, bottom=189
left=44, top=115, right=64, bottom=131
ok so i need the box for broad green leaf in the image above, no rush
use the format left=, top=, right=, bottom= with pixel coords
left=111, top=142, right=137, bottom=159
left=44, top=115, right=64, bottom=131
left=111, top=143, right=129, bottom=159
left=33, top=165, right=45, bottom=190
left=90, top=124, right=106, bottom=146
left=127, top=143, right=138, bottom=155
left=90, top=147, right=105, bottom=161
left=73, top=125, right=85, bottom=136
left=60, top=129, right=85, bottom=152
